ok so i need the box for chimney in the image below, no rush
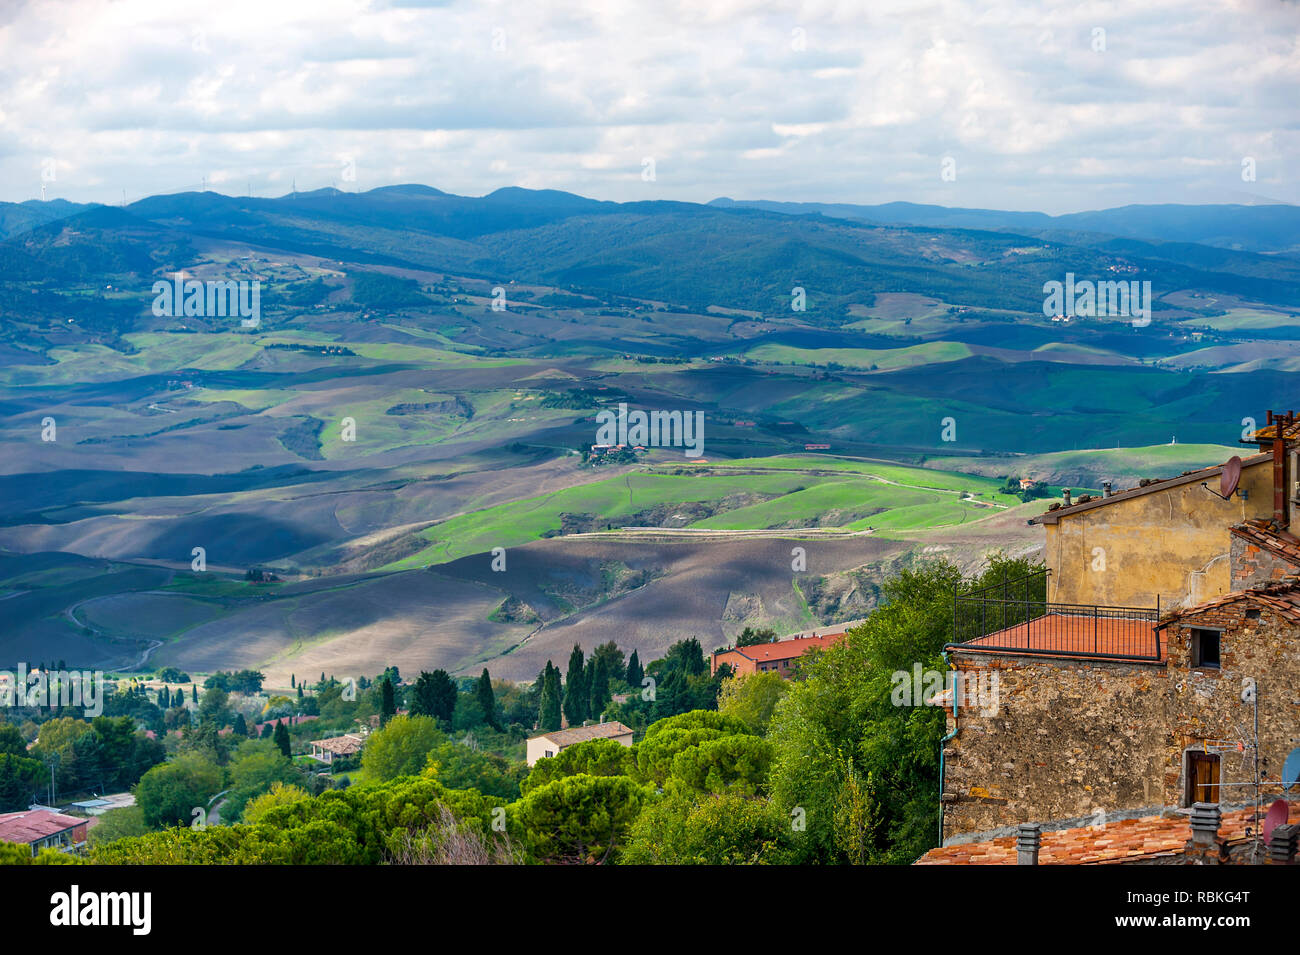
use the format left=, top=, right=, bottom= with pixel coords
left=1062, top=488, right=1072, bottom=507
left=1185, top=802, right=1225, bottom=864
left=1270, top=410, right=1290, bottom=526
left=1102, top=481, right=1112, bottom=498
left=1190, top=802, right=1221, bottom=844
left=1269, top=823, right=1298, bottom=865
left=1016, top=823, right=1041, bottom=865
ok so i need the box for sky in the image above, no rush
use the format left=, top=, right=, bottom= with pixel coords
left=0, top=0, right=1296, bottom=213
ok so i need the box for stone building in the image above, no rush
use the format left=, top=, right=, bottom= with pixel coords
left=937, top=411, right=1300, bottom=848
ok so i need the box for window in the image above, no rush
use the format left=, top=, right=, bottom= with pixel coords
left=1190, top=628, right=1220, bottom=669
left=1186, top=751, right=1220, bottom=805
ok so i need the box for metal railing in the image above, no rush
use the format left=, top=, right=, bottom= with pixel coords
left=950, top=568, right=1162, bottom=661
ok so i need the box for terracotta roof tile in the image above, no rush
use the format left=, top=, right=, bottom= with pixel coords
left=916, top=801, right=1300, bottom=864
left=1230, top=520, right=1300, bottom=569
left=954, top=613, right=1164, bottom=662
left=1162, top=577, right=1300, bottom=625
left=0, top=809, right=85, bottom=845
left=528, top=721, right=633, bottom=748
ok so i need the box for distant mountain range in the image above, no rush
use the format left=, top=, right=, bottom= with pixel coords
left=5, top=187, right=1298, bottom=254
left=4, top=185, right=1300, bottom=343
left=708, top=198, right=1300, bottom=256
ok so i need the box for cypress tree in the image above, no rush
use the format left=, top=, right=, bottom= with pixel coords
left=380, top=677, right=396, bottom=726
left=625, top=649, right=643, bottom=688
left=290, top=674, right=295, bottom=688
left=272, top=720, right=291, bottom=758
left=297, top=684, right=303, bottom=701
left=540, top=662, right=563, bottom=731
left=562, top=645, right=587, bottom=725
left=233, top=713, right=249, bottom=737
left=190, top=683, right=197, bottom=703
left=476, top=668, right=499, bottom=730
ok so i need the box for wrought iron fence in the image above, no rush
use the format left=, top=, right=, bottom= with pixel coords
left=951, top=568, right=1161, bottom=661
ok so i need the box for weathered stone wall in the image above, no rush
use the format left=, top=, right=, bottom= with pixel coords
left=942, top=655, right=1169, bottom=840
left=1164, top=603, right=1300, bottom=815
left=1229, top=534, right=1299, bottom=590
left=943, top=604, right=1300, bottom=842
left=1041, top=457, right=1273, bottom=611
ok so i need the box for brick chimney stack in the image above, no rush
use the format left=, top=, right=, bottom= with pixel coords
left=1268, top=410, right=1293, bottom=527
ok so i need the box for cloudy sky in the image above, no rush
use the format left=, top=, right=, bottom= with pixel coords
left=1, top=0, right=1296, bottom=213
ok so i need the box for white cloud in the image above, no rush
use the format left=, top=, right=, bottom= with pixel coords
left=0, top=0, right=1295, bottom=212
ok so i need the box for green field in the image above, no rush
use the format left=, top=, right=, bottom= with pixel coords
left=743, top=340, right=972, bottom=371
left=383, top=456, right=1021, bottom=569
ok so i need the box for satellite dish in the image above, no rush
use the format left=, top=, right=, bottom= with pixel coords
left=1283, top=747, right=1300, bottom=793
left=1221, top=456, right=1243, bottom=498
left=1263, top=798, right=1290, bottom=845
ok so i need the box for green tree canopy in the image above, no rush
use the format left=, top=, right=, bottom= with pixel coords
left=409, top=670, right=456, bottom=724
left=767, top=555, right=1040, bottom=864
left=135, top=752, right=223, bottom=828
left=521, top=737, right=636, bottom=795
left=511, top=773, right=646, bottom=864
left=360, top=714, right=445, bottom=782
left=718, top=671, right=789, bottom=735
left=621, top=792, right=795, bottom=865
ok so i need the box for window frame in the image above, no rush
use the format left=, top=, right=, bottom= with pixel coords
left=1189, top=627, right=1221, bottom=670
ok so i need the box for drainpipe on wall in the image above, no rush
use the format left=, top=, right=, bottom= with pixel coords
left=938, top=649, right=959, bottom=847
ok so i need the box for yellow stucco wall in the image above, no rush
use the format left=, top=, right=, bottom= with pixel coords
left=1043, top=458, right=1275, bottom=611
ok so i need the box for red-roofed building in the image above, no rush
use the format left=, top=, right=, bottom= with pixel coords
left=711, top=623, right=858, bottom=678
left=0, top=808, right=88, bottom=856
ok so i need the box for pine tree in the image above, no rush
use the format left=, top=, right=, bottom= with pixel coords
left=562, top=645, right=587, bottom=725
left=476, top=668, right=500, bottom=730
left=272, top=720, right=291, bottom=758
left=539, top=662, right=562, bottom=732
left=380, top=677, right=396, bottom=726
left=625, top=649, right=643, bottom=688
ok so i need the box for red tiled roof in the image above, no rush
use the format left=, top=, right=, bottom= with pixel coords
left=917, top=801, right=1300, bottom=865
left=1161, top=578, right=1300, bottom=625
left=0, top=809, right=85, bottom=845
left=253, top=714, right=317, bottom=735
left=1249, top=417, right=1300, bottom=443
left=1230, top=520, right=1300, bottom=569
left=733, top=634, right=843, bottom=663
left=955, top=613, right=1165, bottom=662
